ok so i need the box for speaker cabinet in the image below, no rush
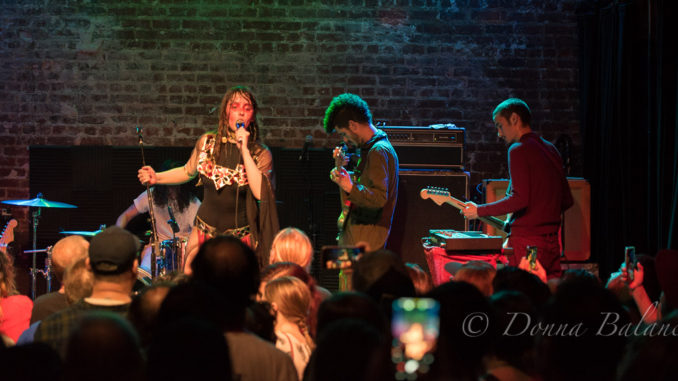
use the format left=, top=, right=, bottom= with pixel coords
left=387, top=170, right=469, bottom=270
left=483, top=177, right=591, bottom=261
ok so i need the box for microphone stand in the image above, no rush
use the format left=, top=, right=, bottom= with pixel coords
left=167, top=205, right=180, bottom=273
left=30, top=205, right=41, bottom=300
left=299, top=138, right=320, bottom=278
left=137, top=127, right=161, bottom=277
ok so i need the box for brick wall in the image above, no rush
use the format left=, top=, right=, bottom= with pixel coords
left=1, top=0, right=580, bottom=243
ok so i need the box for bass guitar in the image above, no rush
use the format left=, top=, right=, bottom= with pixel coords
left=420, top=187, right=508, bottom=233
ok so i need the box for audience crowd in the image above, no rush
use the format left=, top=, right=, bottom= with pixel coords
left=1, top=225, right=677, bottom=381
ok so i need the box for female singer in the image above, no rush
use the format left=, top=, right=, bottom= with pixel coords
left=137, top=86, right=278, bottom=272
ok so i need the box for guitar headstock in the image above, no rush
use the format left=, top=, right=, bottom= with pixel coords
left=333, top=144, right=348, bottom=168
left=419, top=186, right=452, bottom=206
left=0, top=219, right=18, bottom=247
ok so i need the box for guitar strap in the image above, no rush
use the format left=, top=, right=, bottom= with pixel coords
left=338, top=132, right=388, bottom=233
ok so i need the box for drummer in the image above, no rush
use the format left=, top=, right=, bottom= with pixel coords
left=116, top=159, right=201, bottom=276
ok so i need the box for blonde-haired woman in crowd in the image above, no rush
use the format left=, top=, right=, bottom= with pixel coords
left=264, top=275, right=315, bottom=379
left=269, top=227, right=313, bottom=272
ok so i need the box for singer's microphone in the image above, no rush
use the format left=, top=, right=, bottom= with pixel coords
left=136, top=126, right=144, bottom=144
left=236, top=120, right=245, bottom=143
left=299, top=135, right=313, bottom=161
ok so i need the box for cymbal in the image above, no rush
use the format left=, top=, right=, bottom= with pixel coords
left=2, top=194, right=77, bottom=208
left=59, top=230, right=102, bottom=237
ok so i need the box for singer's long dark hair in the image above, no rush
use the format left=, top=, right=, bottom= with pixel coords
left=152, top=160, right=197, bottom=213
left=213, top=86, right=261, bottom=162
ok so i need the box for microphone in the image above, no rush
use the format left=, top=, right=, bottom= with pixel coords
left=236, top=120, right=245, bottom=143
left=299, top=135, right=313, bottom=161
left=167, top=205, right=179, bottom=233
left=136, top=126, right=143, bottom=144
left=208, top=106, right=218, bottom=115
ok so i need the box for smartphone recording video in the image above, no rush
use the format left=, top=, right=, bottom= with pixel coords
left=322, top=245, right=364, bottom=269
left=625, top=246, right=637, bottom=270
left=525, top=245, right=538, bottom=269
left=392, top=297, right=440, bottom=377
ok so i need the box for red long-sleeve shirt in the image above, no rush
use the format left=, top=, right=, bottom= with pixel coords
left=477, top=132, right=573, bottom=236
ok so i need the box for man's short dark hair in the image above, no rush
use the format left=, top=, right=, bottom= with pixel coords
left=323, top=93, right=373, bottom=133
left=493, top=98, right=532, bottom=126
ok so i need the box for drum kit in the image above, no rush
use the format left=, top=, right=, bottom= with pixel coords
left=1, top=193, right=183, bottom=299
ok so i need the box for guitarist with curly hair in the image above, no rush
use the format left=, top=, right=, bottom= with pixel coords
left=324, top=93, right=399, bottom=252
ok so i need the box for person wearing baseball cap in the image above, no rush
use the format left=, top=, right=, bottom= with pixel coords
left=88, top=226, right=140, bottom=276
left=34, top=226, right=140, bottom=358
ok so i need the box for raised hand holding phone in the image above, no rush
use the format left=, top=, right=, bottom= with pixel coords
left=621, top=246, right=645, bottom=290
left=392, top=297, right=440, bottom=378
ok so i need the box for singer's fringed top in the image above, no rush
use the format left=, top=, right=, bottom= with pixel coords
left=196, top=135, right=248, bottom=189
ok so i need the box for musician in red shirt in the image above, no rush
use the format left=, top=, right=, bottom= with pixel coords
left=463, top=98, right=573, bottom=279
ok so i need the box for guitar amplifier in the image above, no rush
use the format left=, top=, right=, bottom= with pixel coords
left=387, top=170, right=469, bottom=270
left=379, top=125, right=465, bottom=169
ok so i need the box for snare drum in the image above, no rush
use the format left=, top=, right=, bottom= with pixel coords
left=138, top=238, right=188, bottom=281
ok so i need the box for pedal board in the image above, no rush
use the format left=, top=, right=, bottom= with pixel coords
left=429, top=229, right=503, bottom=251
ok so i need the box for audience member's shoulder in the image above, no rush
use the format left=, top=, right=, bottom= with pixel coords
left=226, top=331, right=298, bottom=380
left=33, top=291, right=64, bottom=304
left=316, top=285, right=332, bottom=300
left=226, top=330, right=283, bottom=354
left=38, top=301, right=83, bottom=326
left=31, top=292, right=69, bottom=320
left=226, top=331, right=295, bottom=365
left=4, top=293, right=32, bottom=307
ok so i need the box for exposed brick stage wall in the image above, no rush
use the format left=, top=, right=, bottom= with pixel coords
left=1, top=0, right=580, bottom=244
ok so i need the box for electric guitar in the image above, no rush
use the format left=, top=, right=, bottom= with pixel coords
left=0, top=219, right=18, bottom=254
left=420, top=187, right=508, bottom=233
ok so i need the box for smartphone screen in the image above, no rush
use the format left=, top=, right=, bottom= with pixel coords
left=527, top=246, right=537, bottom=269
left=392, top=297, right=440, bottom=377
left=625, top=246, right=637, bottom=270
left=321, top=245, right=364, bottom=269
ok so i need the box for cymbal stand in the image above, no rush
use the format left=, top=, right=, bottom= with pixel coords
left=30, top=206, right=41, bottom=300
left=26, top=246, right=53, bottom=293
left=39, top=245, right=53, bottom=292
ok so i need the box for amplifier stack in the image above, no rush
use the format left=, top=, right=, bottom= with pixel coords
left=381, top=125, right=469, bottom=270
left=380, top=125, right=465, bottom=169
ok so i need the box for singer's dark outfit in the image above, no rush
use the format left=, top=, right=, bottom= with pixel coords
left=338, top=129, right=399, bottom=251
left=185, top=133, right=279, bottom=267
left=477, top=132, right=573, bottom=278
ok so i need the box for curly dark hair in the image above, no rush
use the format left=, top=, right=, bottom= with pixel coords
left=152, top=159, right=197, bottom=213
left=323, top=93, right=372, bottom=134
